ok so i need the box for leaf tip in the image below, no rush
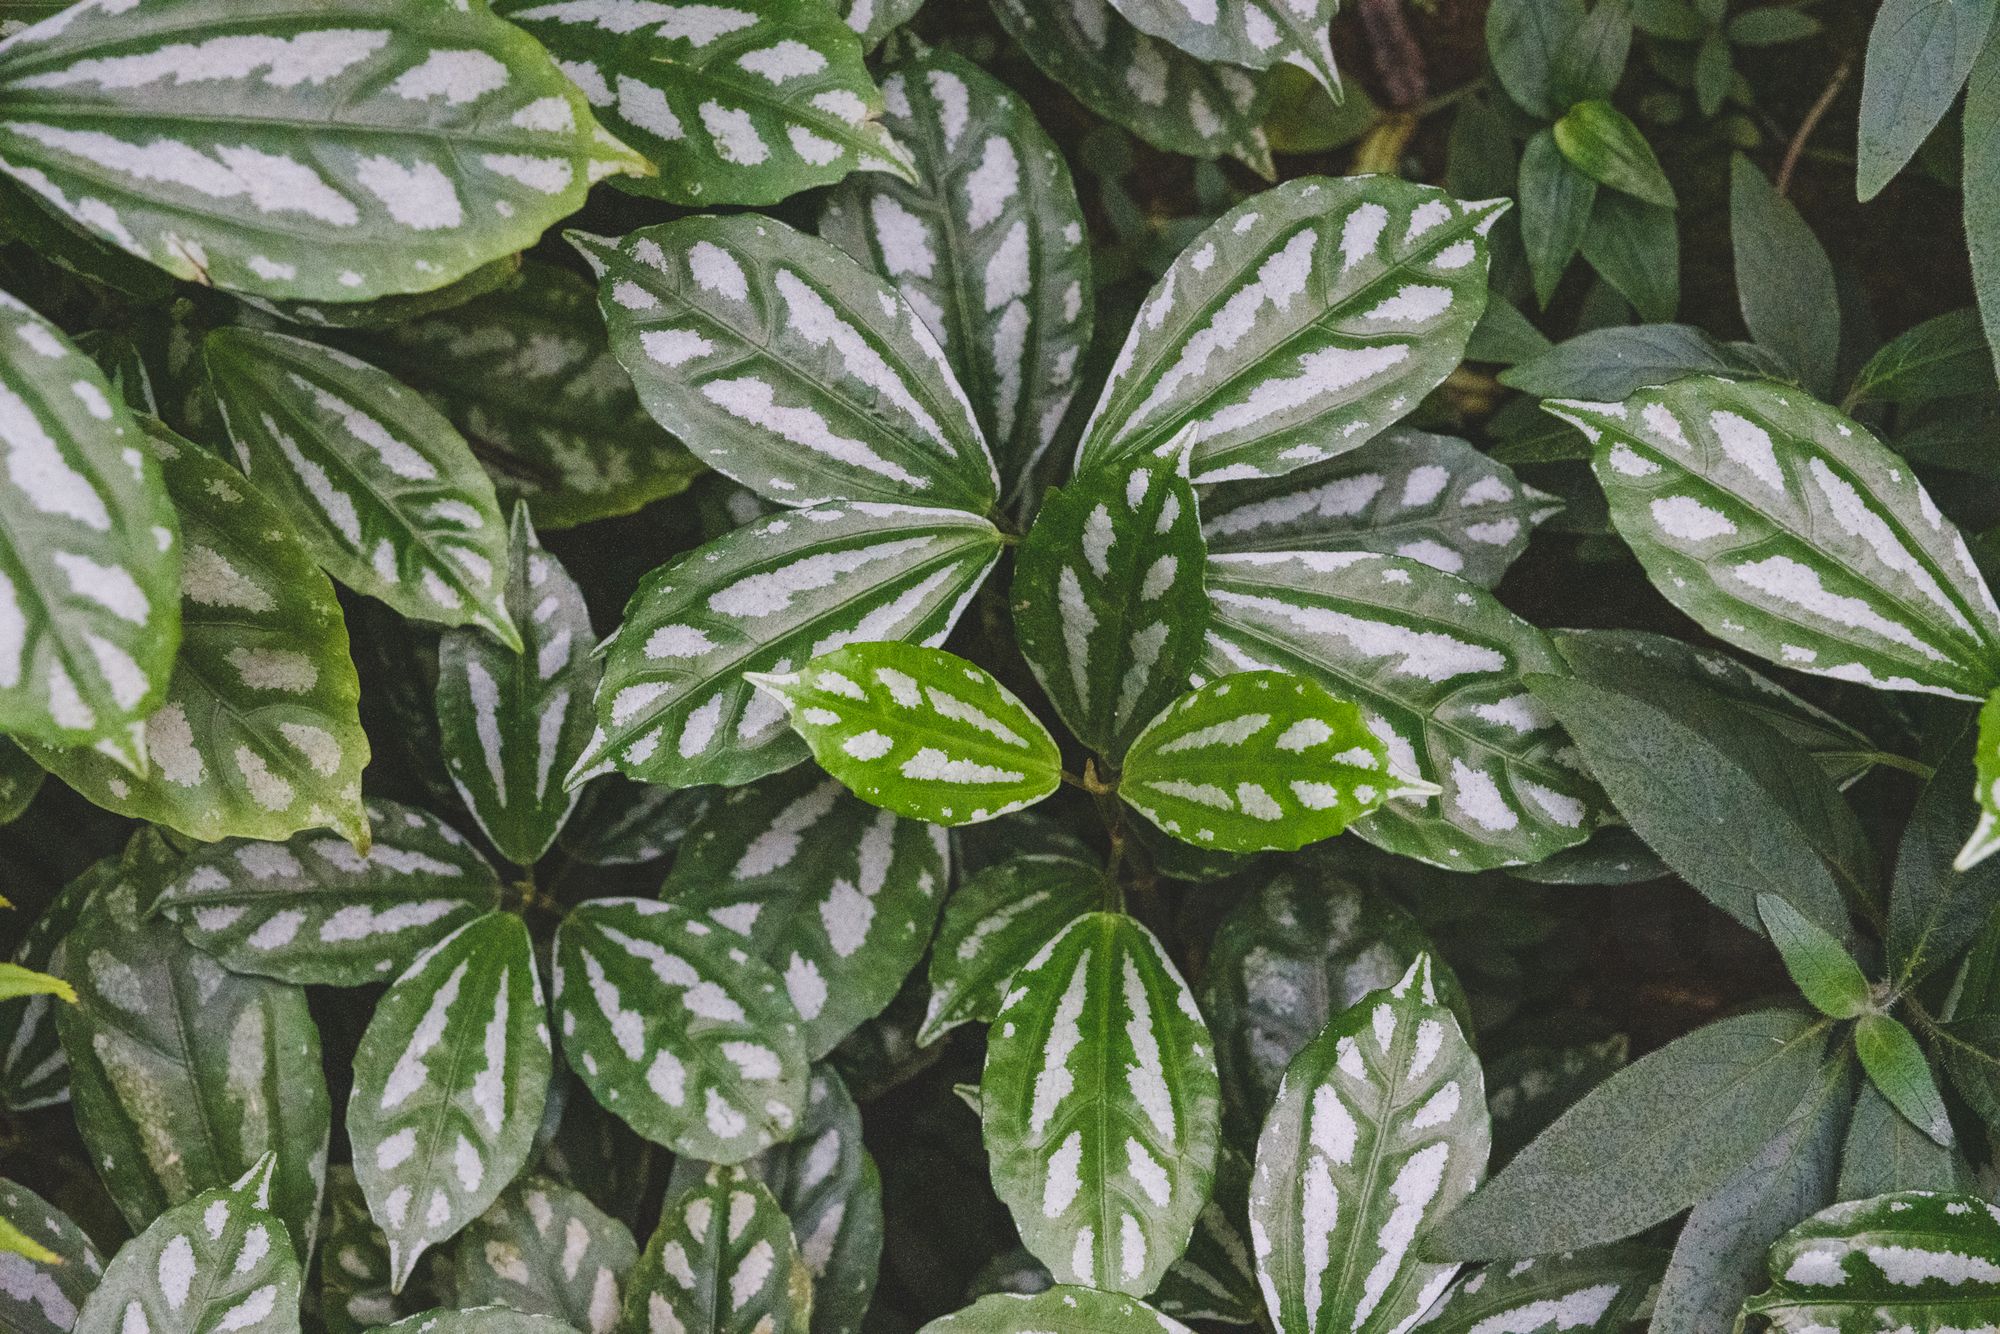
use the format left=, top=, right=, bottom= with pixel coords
left=1956, top=811, right=2000, bottom=872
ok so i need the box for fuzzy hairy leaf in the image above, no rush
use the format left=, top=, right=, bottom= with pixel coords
left=1889, top=719, right=2000, bottom=981
left=1414, top=1245, right=1663, bottom=1334
left=1856, top=1013, right=1954, bottom=1147
left=1108, top=0, right=1339, bottom=91
left=1743, top=1191, right=2000, bottom=1332
left=1730, top=157, right=1840, bottom=396
left=319, top=1167, right=408, bottom=1334
left=0, top=852, right=95, bottom=1111
left=920, top=852, right=1102, bottom=1048
left=623, top=1166, right=813, bottom=1334
left=1839, top=1086, right=1973, bottom=1201
left=1759, top=895, right=1871, bottom=1018
left=452, top=1177, right=636, bottom=1334
left=1857, top=0, right=1993, bottom=201
left=917, top=1288, right=1192, bottom=1333
left=0, top=1179, right=103, bottom=1334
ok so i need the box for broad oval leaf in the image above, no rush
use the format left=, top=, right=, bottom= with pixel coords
left=1203, top=550, right=1605, bottom=869
left=916, top=1287, right=1192, bottom=1333
left=452, top=1177, right=637, bottom=1334
left=1108, top=0, right=1339, bottom=91
left=1249, top=957, right=1489, bottom=1334
left=920, top=852, right=1102, bottom=1048
left=552, top=897, right=808, bottom=1164
left=1552, top=377, right=2000, bottom=699
left=320, top=1167, right=409, bottom=1334
left=348, top=911, right=551, bottom=1291
left=662, top=763, right=949, bottom=1056
left=577, top=501, right=1002, bottom=790
left=981, top=911, right=1220, bottom=1296
left=0, top=851, right=96, bottom=1111
left=751, top=642, right=1061, bottom=826
left=0, top=1179, right=103, bottom=1334
left=1744, top=1191, right=2000, bottom=1332
left=1075, top=177, right=1506, bottom=484
left=1414, top=1244, right=1664, bottom=1333
left=622, top=1166, right=813, bottom=1334
left=376, top=1311, right=573, bottom=1334
left=0, top=0, right=640, bottom=300
left=575, top=216, right=994, bottom=512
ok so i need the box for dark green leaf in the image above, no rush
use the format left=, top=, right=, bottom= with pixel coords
left=623, top=1166, right=813, bottom=1334
left=452, top=1177, right=636, bottom=1334
left=920, top=852, right=1101, bottom=1048
left=1847, top=308, right=1997, bottom=407
left=915, top=1288, right=1192, bottom=1333
left=1579, top=192, right=1679, bottom=323
left=1969, top=36, right=2000, bottom=390
left=1839, top=1084, right=1975, bottom=1198
left=1418, top=1244, right=1662, bottom=1333
left=1500, top=323, right=1750, bottom=399
left=0, top=1179, right=103, bottom=1334
left=1731, top=154, right=1840, bottom=395
left=1519, top=129, right=1598, bottom=308
left=1890, top=722, right=2000, bottom=983
left=1550, top=0, right=1635, bottom=106
left=1857, top=0, right=1996, bottom=200
left=1487, top=0, right=1589, bottom=118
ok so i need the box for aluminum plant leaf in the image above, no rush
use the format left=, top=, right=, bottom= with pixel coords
left=348, top=912, right=551, bottom=1291
left=1552, top=377, right=2000, bottom=699
left=320, top=1167, right=409, bottom=1334
left=27, top=417, right=367, bottom=843
left=204, top=328, right=519, bottom=647
left=1743, top=1191, right=2000, bottom=1332
left=830, top=0, right=925, bottom=47
left=1075, top=177, right=1507, bottom=484
left=376, top=1311, right=574, bottom=1334
left=574, top=217, right=994, bottom=513
left=495, top=0, right=914, bottom=209
left=1202, top=428, right=1559, bottom=589
left=0, top=851, right=96, bottom=1111
left=920, top=852, right=1103, bottom=1048
left=751, top=642, right=1062, bottom=826
left=552, top=897, right=808, bottom=1164
left=0, top=0, right=643, bottom=301
left=980, top=911, right=1221, bottom=1295
left=436, top=507, right=598, bottom=866
left=819, top=52, right=1093, bottom=509
left=916, top=1287, right=1193, bottom=1333
left=1151, top=1141, right=1261, bottom=1325
left=1107, top=0, right=1340, bottom=94
left=0, top=1179, right=103, bottom=1334
left=1011, top=443, right=1207, bottom=759
left=154, top=797, right=502, bottom=986
left=622, top=1166, right=813, bottom=1334
left=1203, top=550, right=1605, bottom=869
left=1960, top=688, right=2000, bottom=870
left=560, top=780, right=714, bottom=867
left=662, top=763, right=949, bottom=1057
left=1413, top=1244, right=1663, bottom=1333
left=0, top=289, right=179, bottom=749
left=452, top=1177, right=637, bottom=1334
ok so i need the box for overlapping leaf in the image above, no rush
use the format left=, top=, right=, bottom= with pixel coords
left=319, top=1167, right=409, bottom=1334
left=560, top=780, right=714, bottom=867
left=452, top=1177, right=636, bottom=1334
left=832, top=0, right=926, bottom=48
left=1151, top=1140, right=1261, bottom=1326
left=0, top=1179, right=102, bottom=1334
left=920, top=852, right=1102, bottom=1047
left=623, top=1166, right=813, bottom=1334
left=0, top=851, right=95, bottom=1111
left=917, top=1288, right=1193, bottom=1333
left=1415, top=1245, right=1663, bottom=1333
left=1743, top=1191, right=2000, bottom=1332
left=1110, top=0, right=1339, bottom=91
left=1960, top=688, right=2000, bottom=870
left=377, top=1311, right=573, bottom=1334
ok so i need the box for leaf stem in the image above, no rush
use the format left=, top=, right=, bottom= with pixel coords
left=1776, top=54, right=1854, bottom=197
left=1857, top=749, right=1936, bottom=780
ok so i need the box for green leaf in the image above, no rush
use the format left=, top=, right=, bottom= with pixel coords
left=0, top=0, right=640, bottom=301
left=916, top=1287, right=1192, bottom=1333
left=1857, top=0, right=1996, bottom=200
left=831, top=0, right=926, bottom=47
left=0, top=737, right=43, bottom=823
left=1249, top=956, right=1488, bottom=1334
left=1204, top=550, right=1606, bottom=869
left=574, top=215, right=995, bottom=514
left=1553, top=101, right=1677, bottom=207
left=0, top=290, right=179, bottom=749
left=0, top=1179, right=104, bottom=1334
left=553, top=897, right=808, bottom=1164
left=496, top=0, right=912, bottom=208
left=920, top=852, right=1102, bottom=1048
left=1758, top=895, right=1873, bottom=1017
left=1075, top=177, right=1506, bottom=483
left=1847, top=308, right=1997, bottom=407
left=661, top=762, right=949, bottom=1056
left=1105, top=0, right=1340, bottom=93
left=820, top=51, right=1094, bottom=511
left=1500, top=323, right=1755, bottom=401
left=1579, top=191, right=1679, bottom=323
left=375, top=1310, right=575, bottom=1334
left=1203, top=428, right=1559, bottom=589
left=0, top=851, right=95, bottom=1112
left=1487, top=1037, right=1631, bottom=1162
left=1969, top=36, right=2000, bottom=391
left=1891, top=722, right=2000, bottom=979
left=1417, top=1244, right=1663, bottom=1333
left=560, top=780, right=714, bottom=867
left=452, top=1177, right=637, bottom=1334
left=1744, top=1191, right=2000, bottom=1332
left=1550, top=0, right=1635, bottom=106
left=1552, top=377, right=2000, bottom=699
left=1730, top=6, right=1821, bottom=42
left=1839, top=1085, right=1974, bottom=1198
left=1012, top=445, right=1207, bottom=758
left=980, top=911, right=1220, bottom=1294
left=748, top=642, right=1061, bottom=827
left=623, top=1166, right=813, bottom=1334
left=1151, top=1141, right=1260, bottom=1325
left=1963, top=690, right=2000, bottom=870
left=1487, top=0, right=1588, bottom=118
left=1693, top=31, right=1732, bottom=115
left=0, top=961, right=66, bottom=1005
left=1856, top=1012, right=1954, bottom=1146
left=204, top=328, right=519, bottom=647
left=319, top=1167, right=410, bottom=1334
left=1430, top=1009, right=1829, bottom=1258
left=1519, top=128, right=1597, bottom=308
left=1730, top=154, right=1840, bottom=395
left=348, top=912, right=551, bottom=1290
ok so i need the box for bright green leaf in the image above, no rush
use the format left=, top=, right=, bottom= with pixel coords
left=1553, top=101, right=1677, bottom=207
left=1744, top=1191, right=2000, bottom=1332
left=1758, top=894, right=1872, bottom=1018
left=1961, top=689, right=2000, bottom=870
left=832, top=0, right=926, bottom=47
left=1856, top=1012, right=1954, bottom=1147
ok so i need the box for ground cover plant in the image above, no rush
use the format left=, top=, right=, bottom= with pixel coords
left=0, top=0, right=1999, bottom=1330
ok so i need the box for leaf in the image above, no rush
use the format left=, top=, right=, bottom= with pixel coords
left=1519, top=129, right=1597, bottom=309
left=496, top=0, right=912, bottom=208
left=376, top=1311, right=575, bottom=1334
left=1758, top=895, right=1872, bottom=1018
left=1856, top=1012, right=1954, bottom=1147
left=1731, top=155, right=1841, bottom=395
left=1552, top=377, right=2000, bottom=699
left=1075, top=177, right=1506, bottom=483
left=1249, top=956, right=1489, bottom=1334
left=661, top=763, right=949, bottom=1056
left=1105, top=0, right=1340, bottom=93
left=452, top=1177, right=637, bottom=1334
left=1499, top=323, right=1756, bottom=400
left=574, top=215, right=995, bottom=514
left=1487, top=0, right=1588, bottom=119
left=1012, top=444, right=1207, bottom=758
left=1202, top=428, right=1558, bottom=589
left=349, top=911, right=551, bottom=1290
left=818, top=51, right=1094, bottom=509
left=1857, top=0, right=1996, bottom=200
left=1579, top=192, right=1680, bottom=324
left=1552, top=101, right=1676, bottom=207
left=1415, top=1244, right=1663, bottom=1333
left=1744, top=1191, right=2000, bottom=1332
left=1891, top=722, right=2000, bottom=978
left=0, top=852, right=96, bottom=1112
left=320, top=1167, right=410, bottom=1334
left=0, top=0, right=639, bottom=301
left=831, top=0, right=926, bottom=47
left=622, top=1166, right=813, bottom=1334
left=1839, top=1085, right=1974, bottom=1199
left=1487, top=1038, right=1631, bottom=1163
left=748, top=642, right=1061, bottom=827
left=1968, top=37, right=2000, bottom=391
left=0, top=961, right=67, bottom=1007
left=154, top=798, right=502, bottom=986
left=1731, top=7, right=1822, bottom=42
left=1847, top=308, right=1998, bottom=407
left=576, top=501, right=1001, bottom=790
left=1964, top=691, right=2000, bottom=871
left=0, top=1179, right=104, bottom=1334
left=1203, top=550, right=1606, bottom=869
left=1151, top=1140, right=1261, bottom=1325
left=553, top=897, right=808, bottom=1164
left=205, top=328, right=518, bottom=646
left=71, top=1159, right=298, bottom=1334
left=0, top=738, right=42, bottom=823
left=1550, top=0, right=1634, bottom=106
left=560, top=780, right=714, bottom=867
left=920, top=852, right=1102, bottom=1048
left=1430, top=1009, right=1830, bottom=1258
left=0, top=289, right=179, bottom=749
left=915, top=1288, right=1192, bottom=1333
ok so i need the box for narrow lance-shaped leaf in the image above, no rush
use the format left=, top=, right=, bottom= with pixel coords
left=1839, top=1085, right=1973, bottom=1201
left=0, top=1179, right=103, bottom=1334
left=920, top=852, right=1102, bottom=1048
left=376, top=1312, right=572, bottom=1334
left=1743, top=1191, right=2000, bottom=1333
left=916, top=1288, right=1194, bottom=1333
left=1730, top=156, right=1840, bottom=396
left=1107, top=0, right=1340, bottom=93
left=1758, top=895, right=1872, bottom=1019
left=1856, top=0, right=1995, bottom=201
left=622, top=1166, right=813, bottom=1334
left=452, top=1177, right=637, bottom=1334
left=1413, top=1245, right=1664, bottom=1334
left=1855, top=1012, right=1954, bottom=1148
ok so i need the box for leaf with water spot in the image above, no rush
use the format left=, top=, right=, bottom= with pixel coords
left=981, top=911, right=1220, bottom=1296
left=1108, top=0, right=1340, bottom=93
left=622, top=1165, right=813, bottom=1334
left=1075, top=177, right=1506, bottom=484
left=553, top=896, right=808, bottom=1165
left=916, top=1286, right=1194, bottom=1333
left=1743, top=1191, right=2000, bottom=1332
left=0, top=0, right=642, bottom=300
left=1413, top=1244, right=1664, bottom=1333
left=319, top=1167, right=414, bottom=1334
left=0, top=1179, right=104, bottom=1334
left=749, top=641, right=1062, bottom=827
left=452, top=1176, right=636, bottom=1334
left=348, top=911, right=550, bottom=1291
left=0, top=850, right=97, bottom=1112
left=920, top=852, right=1102, bottom=1048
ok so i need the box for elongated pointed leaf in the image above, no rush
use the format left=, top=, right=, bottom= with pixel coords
left=379, top=1311, right=572, bottom=1334
left=579, top=502, right=1001, bottom=791
left=553, top=897, right=808, bottom=1164
left=1077, top=178, right=1505, bottom=484
left=918, top=1288, right=1192, bottom=1333
left=1759, top=895, right=1871, bottom=1018
left=0, top=0, right=641, bottom=301
left=1856, top=1012, right=1953, bottom=1147
left=349, top=912, right=551, bottom=1291
left=623, top=1166, right=813, bottom=1334
left=981, top=911, right=1220, bottom=1295
left=1744, top=1191, right=2000, bottom=1332
left=205, top=329, right=518, bottom=645
left=921, top=852, right=1102, bottom=1048
left=320, top=1167, right=410, bottom=1334
left=1415, top=1245, right=1663, bottom=1333
left=0, top=1179, right=103, bottom=1334
left=1840, top=1085, right=1973, bottom=1200
left=1960, top=689, right=2000, bottom=870
left=1108, top=0, right=1339, bottom=91
left=0, top=851, right=97, bottom=1111
left=453, top=1177, right=636, bottom=1334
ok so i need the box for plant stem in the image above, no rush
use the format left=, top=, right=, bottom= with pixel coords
left=1776, top=55, right=1854, bottom=197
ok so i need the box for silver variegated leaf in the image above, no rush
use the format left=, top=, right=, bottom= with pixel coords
left=1966, top=690, right=2000, bottom=871
left=1413, top=1244, right=1664, bottom=1333
left=1076, top=177, right=1506, bottom=484
left=623, top=1166, right=813, bottom=1334
left=205, top=328, right=519, bottom=647
left=1203, top=428, right=1559, bottom=589
left=1248, top=957, right=1489, bottom=1334
left=0, top=0, right=643, bottom=300
left=662, top=763, right=949, bottom=1057
left=1204, top=550, right=1606, bottom=869
left=1108, top=0, right=1339, bottom=93
left=552, top=897, right=808, bottom=1164
left=916, top=1287, right=1193, bottom=1333
left=453, top=1177, right=637, bottom=1334
left=1743, top=1191, right=2000, bottom=1332
left=154, top=798, right=502, bottom=987
left=1151, top=1141, right=1261, bottom=1326
left=376, top=1311, right=574, bottom=1334
left=819, top=52, right=1093, bottom=509
left=348, top=912, right=551, bottom=1291
left=320, top=1167, right=410, bottom=1334
left=0, top=1179, right=103, bottom=1334
left=574, top=217, right=994, bottom=512
left=920, top=851, right=1102, bottom=1048
left=0, top=851, right=95, bottom=1111
left=831, top=0, right=924, bottom=47
left=560, top=780, right=714, bottom=867
left=575, top=502, right=1002, bottom=790
left=1554, top=377, right=2000, bottom=699
left=981, top=911, right=1221, bottom=1296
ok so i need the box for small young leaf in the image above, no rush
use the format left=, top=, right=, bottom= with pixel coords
left=1743, top=1191, right=2000, bottom=1331
left=1552, top=101, right=1677, bottom=208
left=1106, top=0, right=1340, bottom=93
left=1758, top=895, right=1872, bottom=1018
left=1730, top=155, right=1840, bottom=395
left=1417, top=1244, right=1663, bottom=1334
left=452, top=1177, right=637, bottom=1334
left=920, top=852, right=1102, bottom=1048
left=622, top=1167, right=813, bottom=1334
left=1550, top=0, right=1635, bottom=106
left=916, top=1287, right=1193, bottom=1333
left=1856, top=0, right=1995, bottom=201
left=559, top=781, right=714, bottom=868
left=1855, top=1012, right=1953, bottom=1147
left=0, top=1179, right=103, bottom=1334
